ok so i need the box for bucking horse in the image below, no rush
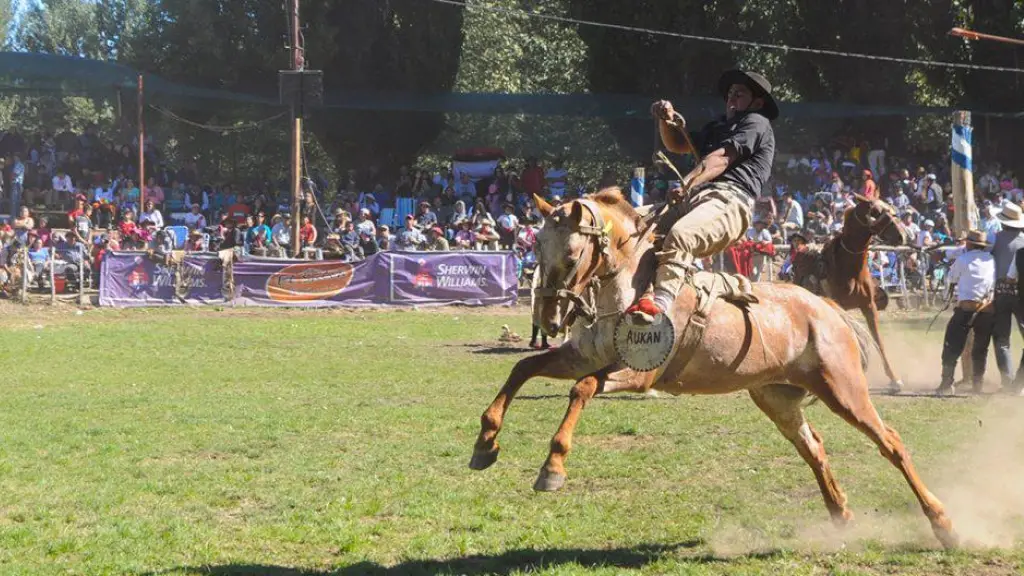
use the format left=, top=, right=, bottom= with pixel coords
left=789, top=196, right=912, bottom=393
left=468, top=189, right=957, bottom=549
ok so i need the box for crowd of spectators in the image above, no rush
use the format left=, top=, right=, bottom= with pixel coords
left=0, top=124, right=1019, bottom=296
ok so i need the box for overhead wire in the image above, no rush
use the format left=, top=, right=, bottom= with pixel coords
left=148, top=105, right=288, bottom=133
left=427, top=0, right=1024, bottom=75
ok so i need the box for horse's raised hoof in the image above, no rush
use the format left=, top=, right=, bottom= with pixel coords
left=887, top=380, right=904, bottom=394
left=468, top=448, right=500, bottom=471
left=533, top=469, right=567, bottom=492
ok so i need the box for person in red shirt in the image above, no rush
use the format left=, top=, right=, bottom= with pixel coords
left=521, top=157, right=545, bottom=197
left=66, top=195, right=87, bottom=227
left=860, top=169, right=878, bottom=201
left=299, top=215, right=317, bottom=248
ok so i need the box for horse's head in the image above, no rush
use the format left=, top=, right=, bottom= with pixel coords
left=851, top=195, right=911, bottom=246
left=532, top=191, right=632, bottom=336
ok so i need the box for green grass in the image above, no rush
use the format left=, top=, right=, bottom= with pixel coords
left=0, top=305, right=1022, bottom=575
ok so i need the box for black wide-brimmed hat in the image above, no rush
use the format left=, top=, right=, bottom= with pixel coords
left=718, top=70, right=779, bottom=121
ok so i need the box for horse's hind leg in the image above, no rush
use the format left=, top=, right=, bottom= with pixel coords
left=810, top=367, right=958, bottom=548
left=470, top=346, right=584, bottom=471
left=534, top=365, right=655, bottom=492
left=749, top=384, right=853, bottom=526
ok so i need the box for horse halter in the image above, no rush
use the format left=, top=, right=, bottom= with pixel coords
left=841, top=202, right=898, bottom=255
left=535, top=199, right=617, bottom=328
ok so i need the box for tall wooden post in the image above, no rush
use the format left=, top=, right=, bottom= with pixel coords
left=138, top=74, right=146, bottom=209
left=951, top=111, right=975, bottom=237
left=952, top=110, right=977, bottom=386
left=289, top=0, right=304, bottom=258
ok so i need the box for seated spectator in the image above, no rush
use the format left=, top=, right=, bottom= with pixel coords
left=271, top=213, right=292, bottom=250
left=377, top=225, right=392, bottom=251
left=340, top=221, right=360, bottom=253
left=144, top=177, right=164, bottom=208
left=453, top=219, right=476, bottom=250
left=27, top=238, right=50, bottom=285
left=415, top=201, right=437, bottom=230
left=140, top=199, right=164, bottom=230
left=183, top=203, right=206, bottom=231
left=449, top=200, right=469, bottom=228
left=50, top=167, right=74, bottom=208
left=395, top=215, right=426, bottom=250
left=424, top=227, right=449, bottom=252
left=359, top=229, right=379, bottom=257
left=355, top=209, right=376, bottom=238
left=432, top=196, right=452, bottom=226
left=61, top=233, right=91, bottom=283
left=248, top=212, right=272, bottom=247
left=218, top=217, right=241, bottom=250
left=471, top=199, right=494, bottom=229
left=476, top=221, right=500, bottom=251
left=36, top=216, right=52, bottom=247
left=186, top=229, right=206, bottom=252
left=300, top=215, right=318, bottom=249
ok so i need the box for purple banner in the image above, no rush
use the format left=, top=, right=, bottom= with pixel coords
left=99, top=251, right=226, bottom=307
left=230, top=251, right=517, bottom=308
left=386, top=251, right=517, bottom=306
left=231, top=256, right=381, bottom=307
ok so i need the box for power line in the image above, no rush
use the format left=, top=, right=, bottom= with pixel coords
left=148, top=105, right=288, bottom=133
left=429, top=0, right=1024, bottom=75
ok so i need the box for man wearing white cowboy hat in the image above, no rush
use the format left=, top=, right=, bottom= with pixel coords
left=938, top=230, right=998, bottom=395
left=627, top=69, right=778, bottom=322
left=990, top=202, right=1024, bottom=393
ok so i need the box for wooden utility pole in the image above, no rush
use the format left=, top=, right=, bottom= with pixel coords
left=951, top=111, right=976, bottom=236
left=138, top=74, right=146, bottom=209
left=289, top=0, right=305, bottom=258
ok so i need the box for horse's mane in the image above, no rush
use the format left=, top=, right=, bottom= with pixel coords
left=587, top=187, right=641, bottom=228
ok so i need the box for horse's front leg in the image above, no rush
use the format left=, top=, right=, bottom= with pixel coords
left=534, top=365, right=656, bottom=491
left=470, top=345, right=585, bottom=470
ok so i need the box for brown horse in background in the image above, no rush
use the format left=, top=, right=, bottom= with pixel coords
left=469, top=189, right=957, bottom=549
left=792, top=197, right=911, bottom=392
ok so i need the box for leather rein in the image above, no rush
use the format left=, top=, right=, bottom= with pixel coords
left=534, top=199, right=623, bottom=332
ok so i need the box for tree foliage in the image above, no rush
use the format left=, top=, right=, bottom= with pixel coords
left=4, top=0, right=1024, bottom=181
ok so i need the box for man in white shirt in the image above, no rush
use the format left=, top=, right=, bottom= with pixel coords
left=183, top=203, right=206, bottom=231
left=779, top=192, right=803, bottom=240
left=50, top=168, right=74, bottom=208
left=937, top=230, right=997, bottom=395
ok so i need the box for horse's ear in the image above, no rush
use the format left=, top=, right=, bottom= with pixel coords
left=534, top=194, right=554, bottom=218
left=570, top=201, right=585, bottom=225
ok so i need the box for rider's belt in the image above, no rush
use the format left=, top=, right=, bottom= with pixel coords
left=996, top=280, right=1017, bottom=296
left=958, top=299, right=994, bottom=313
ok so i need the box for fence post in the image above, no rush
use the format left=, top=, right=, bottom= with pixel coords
left=19, top=246, right=28, bottom=304
left=78, top=255, right=87, bottom=307
left=50, top=247, right=56, bottom=304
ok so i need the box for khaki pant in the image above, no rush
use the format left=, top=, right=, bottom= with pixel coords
left=652, top=181, right=753, bottom=308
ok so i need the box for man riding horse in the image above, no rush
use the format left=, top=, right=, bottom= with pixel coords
left=627, top=70, right=777, bottom=323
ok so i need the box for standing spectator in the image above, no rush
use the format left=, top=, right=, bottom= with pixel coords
left=35, top=216, right=52, bottom=247
left=860, top=169, right=878, bottom=201
left=13, top=206, right=33, bottom=246
left=9, top=154, right=24, bottom=215
left=545, top=158, right=568, bottom=198
left=73, top=207, right=92, bottom=245
left=496, top=203, right=519, bottom=250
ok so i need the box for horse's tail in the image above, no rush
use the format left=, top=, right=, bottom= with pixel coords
left=826, top=299, right=877, bottom=373
left=804, top=300, right=877, bottom=408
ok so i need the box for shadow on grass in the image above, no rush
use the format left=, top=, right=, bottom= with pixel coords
left=518, top=394, right=678, bottom=402
left=141, top=540, right=799, bottom=576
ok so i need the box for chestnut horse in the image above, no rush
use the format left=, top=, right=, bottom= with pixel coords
left=469, top=189, right=957, bottom=549
left=793, top=198, right=911, bottom=393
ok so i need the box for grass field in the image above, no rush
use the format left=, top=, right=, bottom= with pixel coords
left=1, top=303, right=1024, bottom=575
